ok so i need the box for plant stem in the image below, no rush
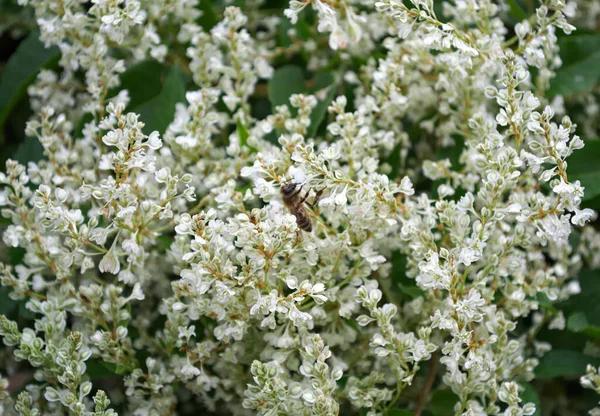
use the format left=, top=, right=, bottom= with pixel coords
left=414, top=352, right=439, bottom=416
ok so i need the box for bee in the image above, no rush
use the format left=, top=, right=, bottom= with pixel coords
left=281, top=182, right=324, bottom=232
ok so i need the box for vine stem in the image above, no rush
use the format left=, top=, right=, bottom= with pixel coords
left=414, top=352, right=439, bottom=416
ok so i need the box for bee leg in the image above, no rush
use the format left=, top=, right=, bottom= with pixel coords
left=306, top=188, right=325, bottom=207
left=291, top=184, right=304, bottom=198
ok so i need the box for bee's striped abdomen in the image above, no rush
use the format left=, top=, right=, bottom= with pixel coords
left=294, top=206, right=312, bottom=232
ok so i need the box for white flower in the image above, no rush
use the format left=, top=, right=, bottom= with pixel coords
left=572, top=208, right=595, bottom=226
left=417, top=252, right=452, bottom=290
left=146, top=131, right=162, bottom=150
left=99, top=249, right=120, bottom=275
left=130, top=283, right=145, bottom=301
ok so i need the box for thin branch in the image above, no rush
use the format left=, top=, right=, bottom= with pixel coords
left=415, top=352, right=439, bottom=416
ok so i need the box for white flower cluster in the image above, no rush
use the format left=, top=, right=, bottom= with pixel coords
left=0, top=0, right=599, bottom=415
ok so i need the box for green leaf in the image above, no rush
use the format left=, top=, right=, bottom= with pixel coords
left=397, top=283, right=425, bottom=298
left=0, top=0, right=24, bottom=15
left=278, top=18, right=312, bottom=46
left=73, top=60, right=168, bottom=138
left=12, top=136, right=44, bottom=164
left=268, top=65, right=305, bottom=109
left=8, top=247, right=26, bottom=265
left=197, top=0, right=219, bottom=30
left=566, top=311, right=600, bottom=339
left=0, top=287, right=17, bottom=315
left=566, top=139, right=600, bottom=201
left=131, top=64, right=186, bottom=135
left=117, top=60, right=168, bottom=110
left=535, top=292, right=556, bottom=313
left=535, top=349, right=600, bottom=379
left=505, top=0, right=528, bottom=21
left=430, top=389, right=458, bottom=416
left=560, top=268, right=600, bottom=327
left=236, top=119, right=257, bottom=153
left=86, top=359, right=120, bottom=379
left=0, top=30, right=60, bottom=138
left=18, top=301, right=36, bottom=320
left=386, top=409, right=413, bottom=416
left=307, top=73, right=336, bottom=139
left=571, top=171, right=600, bottom=202
left=156, top=235, right=174, bottom=251
left=391, top=251, right=424, bottom=299
left=520, top=383, right=540, bottom=416
left=568, top=311, right=590, bottom=332
left=548, top=34, right=600, bottom=97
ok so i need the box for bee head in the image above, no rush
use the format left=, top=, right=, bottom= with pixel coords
left=281, top=182, right=298, bottom=196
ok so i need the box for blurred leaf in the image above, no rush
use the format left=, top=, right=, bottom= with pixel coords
left=536, top=292, right=557, bottom=313
left=0, top=0, right=24, bottom=14
left=278, top=18, right=312, bottom=46
left=390, top=251, right=424, bottom=299
left=0, top=287, right=17, bottom=315
left=506, top=0, right=528, bottom=21
left=73, top=60, right=168, bottom=138
left=86, top=359, right=120, bottom=379
left=132, top=64, right=186, bottom=135
left=437, top=136, right=464, bottom=168
left=560, top=268, right=600, bottom=327
left=548, top=34, right=600, bottom=97
left=117, top=59, right=167, bottom=110
left=571, top=172, right=600, bottom=202
left=12, top=135, right=44, bottom=164
left=520, top=383, right=540, bottom=416
left=385, top=140, right=405, bottom=180
left=18, top=301, right=36, bottom=320
left=430, top=389, right=458, bottom=416
left=568, top=311, right=589, bottom=332
left=535, top=349, right=600, bottom=379
left=156, top=235, right=174, bottom=251
left=0, top=30, right=59, bottom=138
left=312, top=73, right=335, bottom=91
left=307, top=73, right=336, bottom=138
left=386, top=409, right=413, bottom=416
left=567, top=311, right=600, bottom=339
left=8, top=246, right=25, bottom=265
left=236, top=119, right=257, bottom=153
left=397, top=283, right=425, bottom=298
left=268, top=65, right=304, bottom=109
left=566, top=139, right=600, bottom=201
left=197, top=0, right=219, bottom=30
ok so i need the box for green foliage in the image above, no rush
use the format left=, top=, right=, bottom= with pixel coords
left=567, top=311, right=600, bottom=339
left=12, top=136, right=44, bottom=164
left=520, top=383, right=541, bottom=416
left=567, top=139, right=600, bottom=202
left=307, top=72, right=337, bottom=138
left=268, top=65, right=337, bottom=138
left=561, top=268, right=600, bottom=328
left=131, top=64, right=187, bottom=135
left=548, top=33, right=600, bottom=97
left=116, top=60, right=169, bottom=109
left=0, top=30, right=59, bottom=140
left=505, top=0, right=528, bottom=21
left=196, top=0, right=219, bottom=30
left=391, top=251, right=425, bottom=299
left=268, top=65, right=305, bottom=109
left=0, top=287, right=16, bottom=315
left=385, top=409, right=413, bottom=416
left=536, top=349, right=600, bottom=379
left=429, top=389, right=459, bottom=416
left=236, top=119, right=257, bottom=153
